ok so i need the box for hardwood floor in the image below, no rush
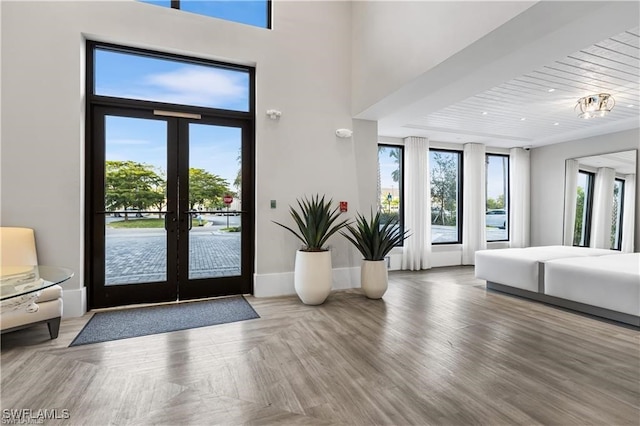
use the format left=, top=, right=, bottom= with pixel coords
left=1, top=266, right=639, bottom=425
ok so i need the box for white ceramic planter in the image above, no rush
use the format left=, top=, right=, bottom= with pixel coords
left=294, top=250, right=332, bottom=305
left=361, top=260, right=388, bottom=299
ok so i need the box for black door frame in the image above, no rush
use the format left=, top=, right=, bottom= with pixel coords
left=89, top=106, right=179, bottom=308
left=85, top=41, right=255, bottom=309
left=177, top=115, right=254, bottom=300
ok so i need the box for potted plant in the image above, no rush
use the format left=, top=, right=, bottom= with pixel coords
left=273, top=194, right=350, bottom=305
left=341, top=211, right=409, bottom=299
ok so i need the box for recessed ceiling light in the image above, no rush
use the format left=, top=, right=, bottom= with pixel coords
left=553, top=122, right=560, bottom=126
left=548, top=88, right=555, bottom=93
left=520, top=117, right=526, bottom=121
left=482, top=111, right=488, bottom=115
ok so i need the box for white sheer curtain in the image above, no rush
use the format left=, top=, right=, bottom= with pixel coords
left=402, top=136, right=431, bottom=270
left=622, top=174, right=636, bottom=253
left=590, top=167, right=615, bottom=249
left=563, top=159, right=579, bottom=246
left=509, top=147, right=530, bottom=247
left=462, top=143, right=486, bottom=265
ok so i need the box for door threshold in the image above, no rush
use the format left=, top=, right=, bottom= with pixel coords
left=90, top=294, right=245, bottom=313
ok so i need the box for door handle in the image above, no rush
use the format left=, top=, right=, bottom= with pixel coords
left=183, top=211, right=196, bottom=231
left=97, top=211, right=174, bottom=215
left=187, top=210, right=246, bottom=214
left=164, top=212, right=177, bottom=231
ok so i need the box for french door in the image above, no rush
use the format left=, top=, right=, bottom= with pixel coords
left=89, top=106, right=254, bottom=308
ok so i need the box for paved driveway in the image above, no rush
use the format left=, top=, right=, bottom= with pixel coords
left=105, top=215, right=241, bottom=285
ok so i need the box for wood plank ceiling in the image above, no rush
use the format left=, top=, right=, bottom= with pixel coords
left=406, top=27, right=640, bottom=146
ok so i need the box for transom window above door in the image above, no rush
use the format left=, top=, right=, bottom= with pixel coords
left=93, top=47, right=251, bottom=112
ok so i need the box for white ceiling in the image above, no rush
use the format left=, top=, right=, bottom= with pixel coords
left=406, top=27, right=640, bottom=147
left=575, top=150, right=637, bottom=175
left=365, top=2, right=640, bottom=149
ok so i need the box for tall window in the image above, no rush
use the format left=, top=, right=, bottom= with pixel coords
left=611, top=178, right=625, bottom=250
left=485, top=154, right=509, bottom=241
left=139, top=0, right=271, bottom=29
left=378, top=145, right=404, bottom=246
left=573, top=171, right=594, bottom=247
left=430, top=150, right=462, bottom=244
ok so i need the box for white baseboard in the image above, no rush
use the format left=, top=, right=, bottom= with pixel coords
left=62, top=267, right=363, bottom=312
left=61, top=268, right=361, bottom=314
left=254, top=267, right=360, bottom=298
left=431, top=248, right=463, bottom=267
left=62, top=287, right=86, bottom=318
left=388, top=253, right=403, bottom=270
left=332, top=266, right=361, bottom=290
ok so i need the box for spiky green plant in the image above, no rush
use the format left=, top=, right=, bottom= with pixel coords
left=341, top=210, right=410, bottom=261
left=273, top=194, right=351, bottom=252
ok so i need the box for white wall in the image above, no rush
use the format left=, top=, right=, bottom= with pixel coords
left=530, top=128, right=640, bottom=250
left=256, top=118, right=380, bottom=297
left=350, top=1, right=535, bottom=116
left=1, top=0, right=373, bottom=316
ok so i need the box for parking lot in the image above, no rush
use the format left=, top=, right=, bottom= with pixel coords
left=432, top=225, right=508, bottom=242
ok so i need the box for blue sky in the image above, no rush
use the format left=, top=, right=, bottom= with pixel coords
left=140, top=0, right=268, bottom=28
left=577, top=171, right=589, bottom=193
left=378, top=147, right=400, bottom=191
left=485, top=155, right=509, bottom=201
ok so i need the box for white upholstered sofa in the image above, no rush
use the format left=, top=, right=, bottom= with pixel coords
left=475, top=246, right=639, bottom=327
left=0, top=227, right=63, bottom=339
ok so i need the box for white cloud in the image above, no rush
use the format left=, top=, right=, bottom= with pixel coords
left=97, top=66, right=248, bottom=110
left=144, top=67, right=247, bottom=108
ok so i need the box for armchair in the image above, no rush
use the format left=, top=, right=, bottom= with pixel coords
left=0, top=227, right=63, bottom=339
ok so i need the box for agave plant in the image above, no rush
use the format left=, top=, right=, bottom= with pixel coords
left=273, top=194, right=350, bottom=252
left=341, top=210, right=410, bottom=261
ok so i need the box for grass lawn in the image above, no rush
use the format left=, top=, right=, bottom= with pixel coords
left=108, top=218, right=203, bottom=228
left=108, top=219, right=164, bottom=228
left=221, top=227, right=241, bottom=232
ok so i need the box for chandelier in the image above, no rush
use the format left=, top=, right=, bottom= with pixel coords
left=575, top=93, right=615, bottom=119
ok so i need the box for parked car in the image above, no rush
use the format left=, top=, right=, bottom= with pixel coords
left=486, top=209, right=506, bottom=229
left=113, top=209, right=144, bottom=218
left=214, top=209, right=240, bottom=216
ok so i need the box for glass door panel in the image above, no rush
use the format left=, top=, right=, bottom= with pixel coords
left=187, top=124, right=242, bottom=280
left=104, top=116, right=169, bottom=285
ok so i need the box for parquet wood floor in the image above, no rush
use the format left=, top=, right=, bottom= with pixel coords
left=1, top=266, right=638, bottom=425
